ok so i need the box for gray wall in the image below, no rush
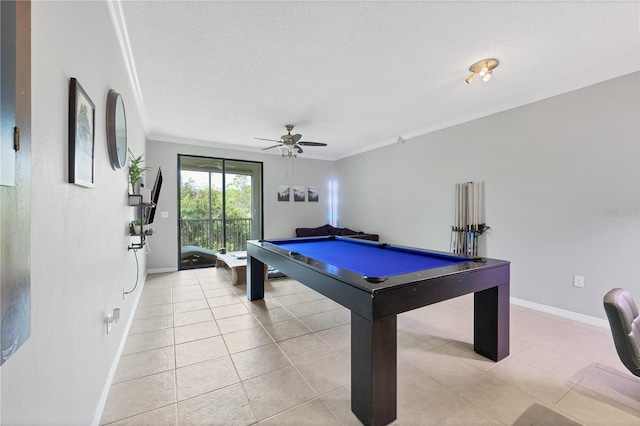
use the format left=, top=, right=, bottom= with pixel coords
left=336, top=72, right=640, bottom=319
left=146, top=140, right=335, bottom=271
left=1, top=2, right=147, bottom=424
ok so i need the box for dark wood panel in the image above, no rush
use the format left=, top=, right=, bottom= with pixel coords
left=351, top=313, right=397, bottom=426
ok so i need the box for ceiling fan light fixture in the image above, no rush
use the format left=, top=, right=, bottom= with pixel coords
left=256, top=124, right=328, bottom=157
left=465, top=58, right=499, bottom=84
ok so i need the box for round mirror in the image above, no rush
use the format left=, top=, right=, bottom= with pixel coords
left=106, top=90, right=127, bottom=169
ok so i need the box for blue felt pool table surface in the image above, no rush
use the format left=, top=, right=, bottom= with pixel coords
left=270, top=237, right=471, bottom=278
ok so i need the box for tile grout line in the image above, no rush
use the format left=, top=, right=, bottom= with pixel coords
left=200, top=273, right=261, bottom=423
left=240, top=281, right=344, bottom=424
left=108, top=271, right=638, bottom=425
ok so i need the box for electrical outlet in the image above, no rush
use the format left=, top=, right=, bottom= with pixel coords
left=106, top=313, right=114, bottom=334
left=105, top=308, right=121, bottom=334
left=573, top=275, right=585, bottom=288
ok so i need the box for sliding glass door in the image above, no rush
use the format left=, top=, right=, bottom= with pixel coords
left=179, top=155, right=263, bottom=269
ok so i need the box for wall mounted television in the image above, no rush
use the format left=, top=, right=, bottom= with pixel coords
left=145, top=167, right=163, bottom=224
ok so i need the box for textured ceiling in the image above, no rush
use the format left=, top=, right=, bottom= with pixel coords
left=111, top=1, right=640, bottom=160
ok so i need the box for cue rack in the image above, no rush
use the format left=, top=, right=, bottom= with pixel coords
left=451, top=182, right=489, bottom=257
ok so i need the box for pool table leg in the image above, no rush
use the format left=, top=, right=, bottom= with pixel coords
left=247, top=256, right=265, bottom=300
left=474, top=282, right=510, bottom=361
left=351, top=312, right=397, bottom=426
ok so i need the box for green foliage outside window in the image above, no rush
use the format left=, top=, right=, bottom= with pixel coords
left=180, top=174, right=252, bottom=252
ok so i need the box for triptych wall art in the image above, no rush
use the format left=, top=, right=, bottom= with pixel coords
left=277, top=185, right=318, bottom=202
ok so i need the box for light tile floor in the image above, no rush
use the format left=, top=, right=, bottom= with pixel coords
left=101, top=268, right=640, bottom=425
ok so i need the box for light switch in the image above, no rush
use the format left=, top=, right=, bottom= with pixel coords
left=161, top=211, right=169, bottom=218
left=572, top=275, right=585, bottom=288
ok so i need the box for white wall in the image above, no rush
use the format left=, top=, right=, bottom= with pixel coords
left=146, top=139, right=335, bottom=271
left=336, top=73, right=640, bottom=319
left=1, top=2, right=146, bottom=423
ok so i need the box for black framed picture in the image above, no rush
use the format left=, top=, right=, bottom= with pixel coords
left=308, top=186, right=319, bottom=202
left=277, top=184, right=290, bottom=201
left=294, top=185, right=305, bottom=202
left=69, top=77, right=95, bottom=188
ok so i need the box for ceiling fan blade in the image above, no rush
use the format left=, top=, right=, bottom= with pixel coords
left=294, top=145, right=303, bottom=154
left=262, top=144, right=282, bottom=151
left=291, top=134, right=302, bottom=143
left=298, top=141, right=327, bottom=147
left=254, top=137, right=281, bottom=143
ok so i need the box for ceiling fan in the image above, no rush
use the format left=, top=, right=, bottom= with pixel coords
left=255, top=124, right=327, bottom=157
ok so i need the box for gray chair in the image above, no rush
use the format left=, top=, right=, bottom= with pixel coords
left=603, top=288, right=640, bottom=377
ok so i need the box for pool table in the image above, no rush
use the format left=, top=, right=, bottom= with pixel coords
left=247, top=236, right=510, bottom=426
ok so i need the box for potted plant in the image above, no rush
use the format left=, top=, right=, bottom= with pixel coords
left=128, top=149, right=149, bottom=194
left=131, top=219, right=145, bottom=235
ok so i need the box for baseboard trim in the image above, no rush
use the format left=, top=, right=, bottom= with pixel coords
left=510, top=297, right=608, bottom=329
left=92, top=272, right=147, bottom=425
left=148, top=267, right=178, bottom=274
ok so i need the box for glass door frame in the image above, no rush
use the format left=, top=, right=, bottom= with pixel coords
left=177, top=154, right=264, bottom=270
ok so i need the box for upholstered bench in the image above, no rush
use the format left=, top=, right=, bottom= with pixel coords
left=295, top=224, right=379, bottom=241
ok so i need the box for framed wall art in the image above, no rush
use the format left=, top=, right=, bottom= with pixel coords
left=293, top=185, right=305, bottom=202
left=308, top=186, right=319, bottom=202
left=277, top=184, right=290, bottom=201
left=68, top=77, right=95, bottom=188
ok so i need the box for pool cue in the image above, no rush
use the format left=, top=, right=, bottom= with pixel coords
left=480, top=181, right=483, bottom=228
left=460, top=182, right=464, bottom=254
left=477, top=182, right=480, bottom=253
left=464, top=182, right=469, bottom=255
left=450, top=226, right=454, bottom=253
left=464, top=183, right=467, bottom=223
left=452, top=184, right=456, bottom=253
left=456, top=183, right=461, bottom=254
left=460, top=183, right=464, bottom=254
left=468, top=182, right=472, bottom=255
left=471, top=182, right=475, bottom=255
left=456, top=183, right=460, bottom=254
left=451, top=184, right=457, bottom=253
left=473, top=182, right=478, bottom=231
left=472, top=182, right=476, bottom=255
left=463, top=182, right=467, bottom=255
left=476, top=182, right=484, bottom=256
left=457, top=182, right=460, bottom=253
left=468, top=181, right=472, bottom=256
left=473, top=182, right=476, bottom=253
left=453, top=183, right=456, bottom=253
left=474, top=182, right=479, bottom=255
left=459, top=182, right=464, bottom=254
left=468, top=182, right=472, bottom=256
left=477, top=182, right=480, bottom=228
left=464, top=182, right=468, bottom=255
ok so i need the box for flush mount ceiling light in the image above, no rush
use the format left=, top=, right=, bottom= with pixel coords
left=465, top=58, right=499, bottom=84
